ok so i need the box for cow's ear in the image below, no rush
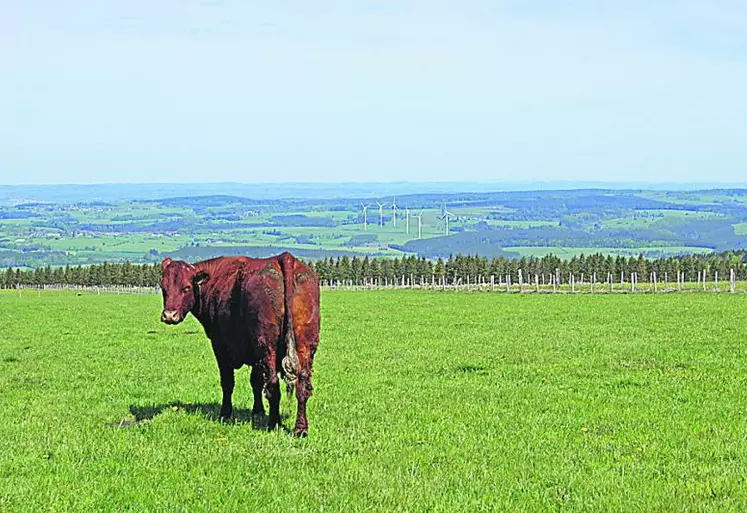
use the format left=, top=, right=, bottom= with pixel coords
left=161, top=257, right=173, bottom=271
left=194, top=271, right=209, bottom=286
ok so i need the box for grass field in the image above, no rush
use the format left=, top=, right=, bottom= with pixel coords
left=504, top=246, right=714, bottom=258
left=2, top=290, right=747, bottom=511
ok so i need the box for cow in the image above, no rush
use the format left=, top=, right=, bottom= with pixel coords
left=159, top=252, right=320, bottom=437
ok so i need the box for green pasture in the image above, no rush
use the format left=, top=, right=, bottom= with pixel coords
left=637, top=191, right=723, bottom=207
left=600, top=210, right=726, bottom=231
left=504, top=246, right=714, bottom=259
left=481, top=219, right=559, bottom=228
left=5, top=192, right=747, bottom=267
left=1, top=290, right=747, bottom=511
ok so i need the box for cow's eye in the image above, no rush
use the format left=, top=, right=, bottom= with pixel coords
left=182, top=285, right=191, bottom=293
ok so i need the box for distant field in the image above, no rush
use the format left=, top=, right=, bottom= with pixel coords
left=600, top=210, right=726, bottom=231
left=1, top=290, right=747, bottom=510
left=481, top=220, right=559, bottom=228
left=2, top=188, right=747, bottom=266
left=504, top=246, right=715, bottom=258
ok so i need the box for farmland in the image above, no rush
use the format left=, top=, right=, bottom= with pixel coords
left=2, top=289, right=747, bottom=511
left=3, top=184, right=747, bottom=268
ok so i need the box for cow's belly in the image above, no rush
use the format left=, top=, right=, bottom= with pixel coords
left=226, top=339, right=259, bottom=368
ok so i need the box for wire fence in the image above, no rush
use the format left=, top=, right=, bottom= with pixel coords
left=3, top=269, right=744, bottom=295
left=6, top=284, right=161, bottom=295
left=320, top=269, right=745, bottom=294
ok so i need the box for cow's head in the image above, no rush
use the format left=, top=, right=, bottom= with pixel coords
left=160, top=257, right=209, bottom=324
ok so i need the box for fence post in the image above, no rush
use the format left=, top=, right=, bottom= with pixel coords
left=731, top=269, right=735, bottom=293
left=715, top=271, right=719, bottom=293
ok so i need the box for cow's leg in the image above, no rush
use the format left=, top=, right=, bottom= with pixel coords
left=218, top=360, right=235, bottom=420
left=212, top=340, right=235, bottom=420
left=250, top=365, right=266, bottom=419
left=294, top=346, right=316, bottom=437
left=263, top=346, right=282, bottom=430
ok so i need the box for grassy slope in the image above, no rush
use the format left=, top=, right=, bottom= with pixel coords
left=1, top=290, right=746, bottom=511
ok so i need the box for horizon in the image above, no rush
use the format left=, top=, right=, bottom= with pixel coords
left=3, top=2, right=747, bottom=185
left=5, top=179, right=747, bottom=187
left=4, top=179, right=747, bottom=206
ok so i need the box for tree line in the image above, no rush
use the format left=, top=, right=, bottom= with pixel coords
left=2, top=251, right=747, bottom=288
left=312, top=252, right=747, bottom=284
left=2, top=261, right=162, bottom=288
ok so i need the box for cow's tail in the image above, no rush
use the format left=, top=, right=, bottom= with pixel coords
left=279, top=252, right=299, bottom=397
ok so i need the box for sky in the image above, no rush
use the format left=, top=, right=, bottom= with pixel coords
left=1, top=1, right=746, bottom=185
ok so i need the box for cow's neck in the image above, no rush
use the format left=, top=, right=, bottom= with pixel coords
left=190, top=262, right=210, bottom=324
left=191, top=287, right=205, bottom=323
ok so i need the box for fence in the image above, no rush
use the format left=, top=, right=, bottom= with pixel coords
left=7, top=284, right=161, bottom=295
left=319, top=269, right=744, bottom=294
left=3, top=268, right=744, bottom=295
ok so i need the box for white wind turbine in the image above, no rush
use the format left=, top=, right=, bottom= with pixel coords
left=405, top=207, right=410, bottom=234
left=361, top=203, right=369, bottom=232
left=411, top=210, right=424, bottom=239
left=439, top=204, right=454, bottom=235
left=391, top=198, right=397, bottom=227
left=376, top=201, right=385, bottom=227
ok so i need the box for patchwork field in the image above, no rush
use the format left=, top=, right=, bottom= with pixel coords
left=1, top=290, right=747, bottom=510
left=4, top=187, right=747, bottom=267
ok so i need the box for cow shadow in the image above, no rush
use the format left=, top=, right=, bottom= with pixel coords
left=128, top=402, right=291, bottom=432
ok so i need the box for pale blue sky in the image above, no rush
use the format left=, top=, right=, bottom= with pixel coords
left=2, top=1, right=746, bottom=185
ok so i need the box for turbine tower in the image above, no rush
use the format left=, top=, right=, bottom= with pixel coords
left=376, top=201, right=385, bottom=227
left=439, top=204, right=454, bottom=235
left=405, top=207, right=410, bottom=235
left=361, top=203, right=369, bottom=232
left=391, top=198, right=397, bottom=228
left=411, top=210, right=424, bottom=239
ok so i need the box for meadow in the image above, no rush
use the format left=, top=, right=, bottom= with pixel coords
left=1, top=290, right=747, bottom=511
left=4, top=187, right=747, bottom=267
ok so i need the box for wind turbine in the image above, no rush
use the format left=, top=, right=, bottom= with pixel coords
left=376, top=202, right=385, bottom=227
left=411, top=210, right=424, bottom=239
left=391, top=198, right=397, bottom=228
left=361, top=203, right=369, bottom=232
left=405, top=207, right=410, bottom=234
left=439, top=204, right=454, bottom=235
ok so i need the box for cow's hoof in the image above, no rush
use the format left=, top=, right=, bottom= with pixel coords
left=252, top=412, right=267, bottom=427
left=268, top=415, right=282, bottom=431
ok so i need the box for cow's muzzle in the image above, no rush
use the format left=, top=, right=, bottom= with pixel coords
left=161, top=310, right=182, bottom=324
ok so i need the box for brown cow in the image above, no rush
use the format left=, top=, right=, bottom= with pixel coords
left=159, top=252, right=320, bottom=437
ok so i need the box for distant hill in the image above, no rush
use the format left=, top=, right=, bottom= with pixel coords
left=166, top=245, right=376, bottom=261
left=4, top=181, right=747, bottom=205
